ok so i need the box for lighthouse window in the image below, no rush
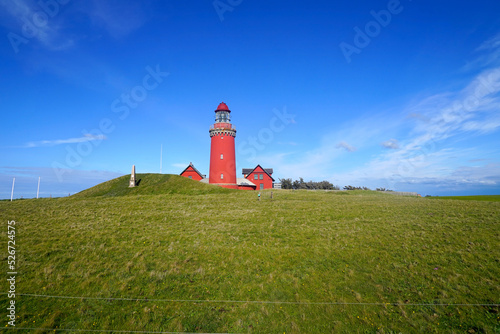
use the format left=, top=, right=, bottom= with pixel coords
left=260, top=174, right=264, bottom=180
left=254, top=174, right=258, bottom=180
left=221, top=173, right=224, bottom=180
left=217, top=111, right=230, bottom=123
left=220, top=154, right=223, bottom=160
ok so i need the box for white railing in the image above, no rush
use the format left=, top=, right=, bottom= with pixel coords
left=210, top=124, right=236, bottom=131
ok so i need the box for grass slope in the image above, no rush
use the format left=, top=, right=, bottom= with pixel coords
left=73, top=174, right=232, bottom=198
left=429, top=195, right=500, bottom=202
left=1, top=186, right=499, bottom=333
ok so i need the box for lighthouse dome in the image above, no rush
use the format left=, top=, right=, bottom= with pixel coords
left=215, top=102, right=231, bottom=113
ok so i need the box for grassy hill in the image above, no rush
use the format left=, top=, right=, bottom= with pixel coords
left=1, top=183, right=499, bottom=333
left=428, top=195, right=500, bottom=202
left=73, top=173, right=233, bottom=198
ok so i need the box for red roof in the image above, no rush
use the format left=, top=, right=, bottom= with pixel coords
left=215, top=102, right=231, bottom=112
left=179, top=163, right=206, bottom=179
left=243, top=164, right=275, bottom=182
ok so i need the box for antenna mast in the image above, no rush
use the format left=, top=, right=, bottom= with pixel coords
left=10, top=178, right=15, bottom=201
left=37, top=177, right=40, bottom=199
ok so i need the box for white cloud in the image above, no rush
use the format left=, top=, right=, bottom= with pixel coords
left=253, top=34, right=500, bottom=194
left=476, top=33, right=500, bottom=52
left=0, top=0, right=150, bottom=53
left=381, top=139, right=399, bottom=149
left=461, top=118, right=500, bottom=133
left=336, top=141, right=357, bottom=152
left=246, top=111, right=405, bottom=181
left=0, top=0, right=74, bottom=51
left=462, top=33, right=500, bottom=71
left=333, top=62, right=500, bottom=189
left=406, top=66, right=500, bottom=143
left=24, top=134, right=107, bottom=148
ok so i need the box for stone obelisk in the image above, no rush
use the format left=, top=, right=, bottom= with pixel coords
left=129, top=165, right=136, bottom=187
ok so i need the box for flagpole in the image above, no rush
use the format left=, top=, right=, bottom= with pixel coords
left=37, top=176, right=40, bottom=199
left=11, top=178, right=15, bottom=201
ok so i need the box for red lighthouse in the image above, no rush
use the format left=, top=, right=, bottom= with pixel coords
left=209, top=102, right=238, bottom=189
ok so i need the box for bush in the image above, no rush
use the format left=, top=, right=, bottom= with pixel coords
left=279, top=178, right=293, bottom=189
left=344, top=185, right=371, bottom=191
left=281, top=177, right=339, bottom=190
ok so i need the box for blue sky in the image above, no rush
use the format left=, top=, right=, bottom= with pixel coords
left=1, top=0, right=500, bottom=198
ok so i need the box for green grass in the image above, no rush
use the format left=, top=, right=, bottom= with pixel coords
left=428, top=195, right=500, bottom=202
left=72, top=173, right=233, bottom=198
left=1, top=175, right=499, bottom=333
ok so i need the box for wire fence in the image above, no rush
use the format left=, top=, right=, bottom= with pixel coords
left=7, top=293, right=499, bottom=307
left=2, top=292, right=497, bottom=333
left=5, top=327, right=235, bottom=334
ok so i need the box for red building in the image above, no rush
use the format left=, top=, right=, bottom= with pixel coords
left=209, top=102, right=239, bottom=189
left=242, top=165, right=275, bottom=190
left=179, top=102, right=276, bottom=191
left=180, top=163, right=205, bottom=181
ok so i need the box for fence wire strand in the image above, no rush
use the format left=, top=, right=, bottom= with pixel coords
left=8, top=293, right=499, bottom=307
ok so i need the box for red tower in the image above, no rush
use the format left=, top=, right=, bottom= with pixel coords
left=209, top=102, right=238, bottom=189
